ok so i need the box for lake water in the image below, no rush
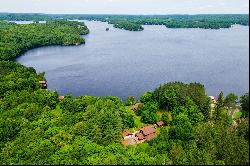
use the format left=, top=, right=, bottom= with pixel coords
left=16, top=21, right=249, bottom=100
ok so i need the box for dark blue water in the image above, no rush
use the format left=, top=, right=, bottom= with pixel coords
left=16, top=21, right=249, bottom=100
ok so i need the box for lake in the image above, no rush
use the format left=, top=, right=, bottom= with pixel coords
left=16, top=20, right=249, bottom=100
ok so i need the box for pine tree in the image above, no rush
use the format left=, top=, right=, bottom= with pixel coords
left=215, top=91, right=224, bottom=120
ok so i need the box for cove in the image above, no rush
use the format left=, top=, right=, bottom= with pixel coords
left=16, top=21, right=249, bottom=100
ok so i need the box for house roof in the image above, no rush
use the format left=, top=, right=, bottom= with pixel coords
left=140, top=125, right=156, bottom=136
left=135, top=133, right=144, bottom=140
left=156, top=121, right=165, bottom=126
left=123, top=129, right=132, bottom=138
left=145, top=133, right=157, bottom=141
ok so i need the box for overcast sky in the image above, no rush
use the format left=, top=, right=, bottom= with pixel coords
left=0, top=0, right=249, bottom=15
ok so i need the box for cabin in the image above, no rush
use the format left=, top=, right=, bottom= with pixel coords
left=135, top=132, right=144, bottom=141
left=144, top=133, right=157, bottom=141
left=122, top=129, right=133, bottom=139
left=131, top=103, right=143, bottom=112
left=39, top=80, right=47, bottom=89
left=156, top=121, right=165, bottom=128
left=140, top=125, right=156, bottom=141
left=58, top=96, right=65, bottom=101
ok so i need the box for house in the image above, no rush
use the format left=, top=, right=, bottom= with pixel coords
left=58, top=96, right=65, bottom=101
left=131, top=103, right=143, bottom=112
left=135, top=132, right=144, bottom=140
left=123, top=129, right=133, bottom=139
left=145, top=133, right=157, bottom=141
left=39, top=80, right=47, bottom=89
left=139, top=125, right=156, bottom=141
left=209, top=96, right=217, bottom=103
left=156, top=121, right=165, bottom=127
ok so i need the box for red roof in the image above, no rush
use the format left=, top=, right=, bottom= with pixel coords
left=135, top=133, right=144, bottom=140
left=140, top=125, right=156, bottom=136
left=145, top=133, right=157, bottom=141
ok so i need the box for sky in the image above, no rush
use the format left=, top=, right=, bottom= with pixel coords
left=0, top=0, right=249, bottom=15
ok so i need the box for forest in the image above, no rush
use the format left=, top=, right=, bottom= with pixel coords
left=0, top=13, right=249, bottom=31
left=0, top=20, right=89, bottom=61
left=0, top=19, right=249, bottom=165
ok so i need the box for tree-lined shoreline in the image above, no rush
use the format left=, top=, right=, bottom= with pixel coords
left=0, top=19, right=249, bottom=165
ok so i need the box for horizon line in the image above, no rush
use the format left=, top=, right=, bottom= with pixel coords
left=0, top=12, right=249, bottom=15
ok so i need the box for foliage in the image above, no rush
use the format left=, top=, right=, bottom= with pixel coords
left=124, top=96, right=136, bottom=106
left=170, top=113, right=194, bottom=141
left=137, top=101, right=159, bottom=124
left=0, top=17, right=248, bottom=165
left=224, top=93, right=238, bottom=109
left=215, top=91, right=224, bottom=120
left=139, top=91, right=155, bottom=103
left=162, top=112, right=172, bottom=125
left=0, top=13, right=248, bottom=31
left=154, top=82, right=210, bottom=120
left=240, top=92, right=249, bottom=117
left=0, top=20, right=89, bottom=61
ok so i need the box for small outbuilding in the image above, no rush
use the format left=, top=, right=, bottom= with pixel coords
left=156, top=121, right=165, bottom=127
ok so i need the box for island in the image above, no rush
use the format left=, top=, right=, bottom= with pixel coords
left=0, top=18, right=248, bottom=165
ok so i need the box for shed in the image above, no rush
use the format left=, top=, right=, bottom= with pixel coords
left=156, top=121, right=165, bottom=127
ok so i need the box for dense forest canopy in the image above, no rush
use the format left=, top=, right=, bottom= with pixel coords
left=0, top=13, right=248, bottom=31
left=0, top=20, right=89, bottom=61
left=0, top=17, right=249, bottom=165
